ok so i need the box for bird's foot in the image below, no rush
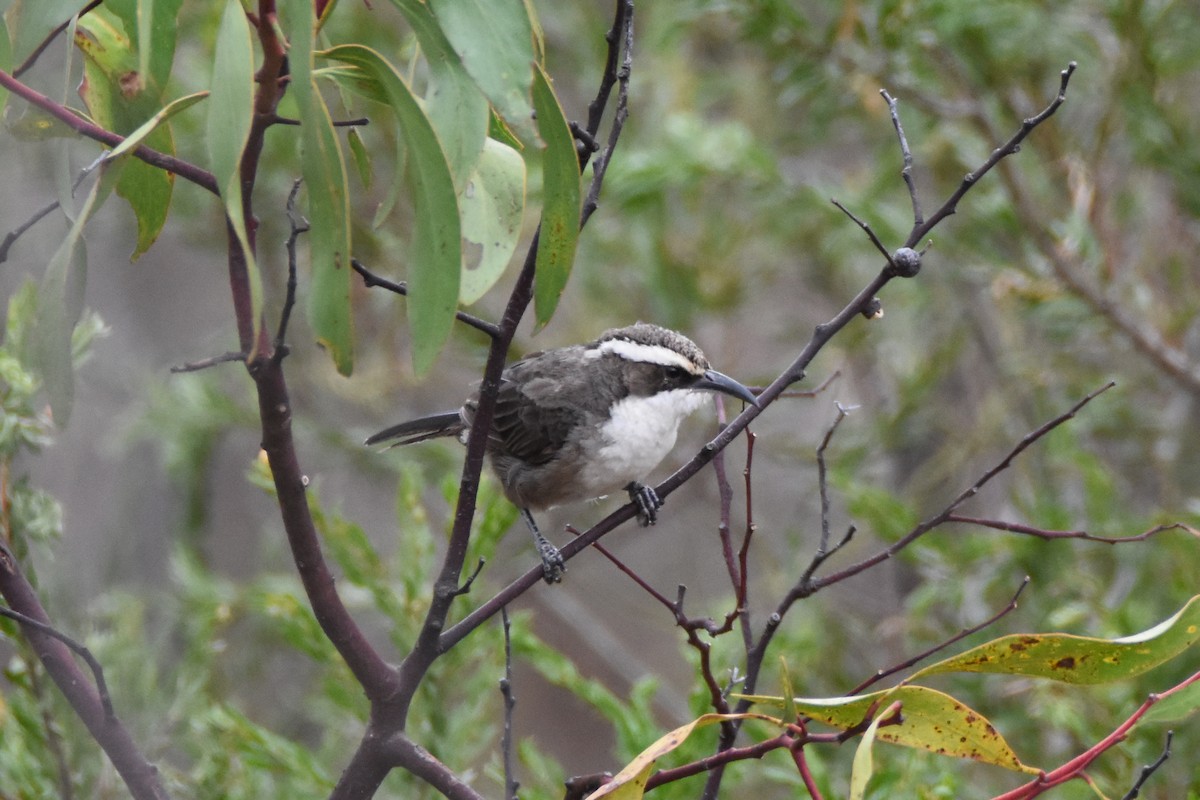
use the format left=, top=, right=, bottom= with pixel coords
left=522, top=508, right=565, bottom=584
left=535, top=534, right=566, bottom=584
left=626, top=482, right=662, bottom=527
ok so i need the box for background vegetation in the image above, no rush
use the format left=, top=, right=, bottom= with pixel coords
left=0, top=0, right=1198, bottom=798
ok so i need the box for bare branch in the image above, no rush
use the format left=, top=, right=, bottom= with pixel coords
left=946, top=517, right=1196, bottom=544
left=351, top=258, right=501, bottom=339
left=0, top=69, right=219, bottom=194
left=500, top=607, right=519, bottom=800
left=881, top=89, right=923, bottom=226
left=908, top=62, right=1077, bottom=247
left=1120, top=731, right=1173, bottom=800
left=0, top=603, right=114, bottom=718
left=845, top=576, right=1030, bottom=696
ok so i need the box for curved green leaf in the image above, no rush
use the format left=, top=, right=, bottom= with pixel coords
left=5, top=0, right=91, bottom=65
left=284, top=0, right=354, bottom=375
left=322, top=45, right=461, bottom=375
left=206, top=0, right=260, bottom=351
left=386, top=0, right=487, bottom=189
left=913, top=594, right=1200, bottom=685
left=75, top=4, right=182, bottom=258
left=0, top=15, right=11, bottom=116
left=531, top=63, right=580, bottom=331
left=739, top=686, right=1036, bottom=772
left=459, top=136, right=525, bottom=304
left=105, top=90, right=206, bottom=160
left=428, top=0, right=535, bottom=139
left=849, top=700, right=900, bottom=800
left=33, top=164, right=124, bottom=426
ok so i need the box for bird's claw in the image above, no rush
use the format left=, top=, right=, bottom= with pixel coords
left=538, top=540, right=566, bottom=584
left=626, top=482, right=663, bottom=527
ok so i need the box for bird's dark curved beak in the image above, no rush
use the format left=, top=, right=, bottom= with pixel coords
left=695, top=369, right=759, bottom=407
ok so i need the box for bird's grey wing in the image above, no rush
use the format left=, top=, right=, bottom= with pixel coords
left=490, top=374, right=580, bottom=465
left=488, top=347, right=617, bottom=465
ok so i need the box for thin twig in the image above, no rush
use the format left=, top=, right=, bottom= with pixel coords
left=580, top=0, right=633, bottom=227
left=350, top=258, right=501, bottom=339
left=908, top=62, right=1077, bottom=248
left=1120, top=730, right=1172, bottom=800
left=499, top=607, right=519, bottom=800
left=0, top=69, right=219, bottom=195
left=0, top=604, right=113, bottom=718
left=946, top=517, right=1196, bottom=544
left=275, top=179, right=308, bottom=361
left=269, top=115, right=370, bottom=127
left=169, top=351, right=246, bottom=374
left=806, top=382, right=1115, bottom=596
left=845, top=576, right=1029, bottom=696
left=881, top=89, right=923, bottom=226
left=0, top=163, right=101, bottom=263
left=830, top=199, right=894, bottom=265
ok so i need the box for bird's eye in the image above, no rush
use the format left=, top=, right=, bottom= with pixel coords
left=664, top=366, right=685, bottom=381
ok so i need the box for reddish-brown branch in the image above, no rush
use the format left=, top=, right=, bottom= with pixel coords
left=990, top=669, right=1200, bottom=799
left=946, top=516, right=1196, bottom=544
left=0, top=69, right=218, bottom=194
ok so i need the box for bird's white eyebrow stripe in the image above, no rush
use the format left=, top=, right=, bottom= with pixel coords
left=586, top=339, right=703, bottom=373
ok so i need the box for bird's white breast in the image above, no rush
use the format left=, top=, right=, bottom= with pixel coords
left=576, top=389, right=707, bottom=498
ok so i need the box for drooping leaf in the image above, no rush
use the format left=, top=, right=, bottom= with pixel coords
left=5, top=0, right=91, bottom=66
left=912, top=594, right=1200, bottom=686
left=459, top=136, right=525, bottom=304
left=849, top=700, right=900, bottom=800
left=427, top=0, right=535, bottom=140
left=283, top=0, right=354, bottom=375
left=585, top=713, right=783, bottom=800
left=347, top=126, right=371, bottom=188
left=322, top=44, right=461, bottom=374
left=32, top=163, right=125, bottom=426
left=739, top=686, right=1036, bottom=772
left=530, top=63, right=581, bottom=331
left=386, top=0, right=487, bottom=189
left=0, top=15, right=11, bottom=116
left=75, top=4, right=182, bottom=258
left=103, top=0, right=184, bottom=96
left=205, top=0, right=261, bottom=353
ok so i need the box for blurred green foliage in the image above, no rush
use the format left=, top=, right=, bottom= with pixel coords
left=1, top=0, right=1199, bottom=798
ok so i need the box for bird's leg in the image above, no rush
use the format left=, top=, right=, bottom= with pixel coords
left=521, top=508, right=565, bottom=584
left=625, top=482, right=663, bottom=527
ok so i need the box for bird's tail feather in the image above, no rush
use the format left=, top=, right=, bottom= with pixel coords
left=365, top=411, right=465, bottom=447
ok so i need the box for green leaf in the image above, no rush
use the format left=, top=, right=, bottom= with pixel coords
left=32, top=164, right=125, bottom=426
left=530, top=63, right=580, bottom=331
left=428, top=0, right=535, bottom=140
left=347, top=126, right=371, bottom=188
left=206, top=0, right=261, bottom=353
left=912, top=594, right=1200, bottom=685
left=283, top=0, right=354, bottom=375
left=0, top=15, right=11, bottom=116
left=105, top=90, right=206, bottom=160
left=849, top=700, right=899, bottom=800
left=322, top=45, right=461, bottom=375
left=104, top=0, right=184, bottom=96
left=739, top=686, right=1036, bottom=772
left=386, top=0, right=488, bottom=189
left=5, top=0, right=91, bottom=66
left=459, top=136, right=525, bottom=304
left=75, top=6, right=181, bottom=258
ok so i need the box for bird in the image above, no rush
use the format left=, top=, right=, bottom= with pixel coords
left=366, top=322, right=757, bottom=583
